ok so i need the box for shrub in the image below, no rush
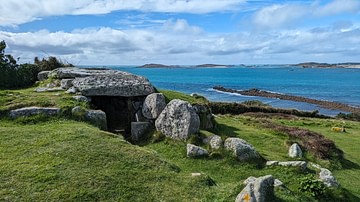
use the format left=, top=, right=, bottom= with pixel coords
left=298, top=176, right=326, bottom=198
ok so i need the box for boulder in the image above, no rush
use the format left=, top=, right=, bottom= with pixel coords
left=72, top=74, right=155, bottom=97
left=73, top=95, right=91, bottom=102
left=278, top=161, right=307, bottom=171
left=131, top=122, right=151, bottom=142
left=203, top=135, right=223, bottom=150
left=142, top=93, right=166, bottom=119
left=48, top=67, right=120, bottom=79
left=319, top=168, right=339, bottom=187
left=66, top=86, right=78, bottom=94
left=236, top=175, right=275, bottom=202
left=84, top=110, right=107, bottom=130
left=224, top=138, right=259, bottom=161
left=60, top=79, right=74, bottom=89
left=34, top=87, right=63, bottom=92
left=288, top=143, right=303, bottom=158
left=37, top=71, right=51, bottom=81
left=193, top=104, right=215, bottom=130
left=155, top=99, right=200, bottom=140
left=187, top=144, right=209, bottom=158
left=9, top=107, right=60, bottom=118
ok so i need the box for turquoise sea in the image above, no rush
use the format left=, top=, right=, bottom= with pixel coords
left=107, top=65, right=360, bottom=116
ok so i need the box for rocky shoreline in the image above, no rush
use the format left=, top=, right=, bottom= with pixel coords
left=213, top=86, right=360, bottom=114
left=137, top=63, right=234, bottom=68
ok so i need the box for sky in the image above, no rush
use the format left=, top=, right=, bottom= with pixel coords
left=0, top=0, right=360, bottom=65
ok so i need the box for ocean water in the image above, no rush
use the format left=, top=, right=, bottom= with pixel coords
left=107, top=65, right=360, bottom=116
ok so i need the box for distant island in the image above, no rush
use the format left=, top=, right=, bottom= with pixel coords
left=295, top=62, right=360, bottom=68
left=137, top=63, right=234, bottom=68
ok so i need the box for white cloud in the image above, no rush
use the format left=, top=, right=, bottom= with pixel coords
left=316, top=0, right=360, bottom=16
left=0, top=0, right=245, bottom=26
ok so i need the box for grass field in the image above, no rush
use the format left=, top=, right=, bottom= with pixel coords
left=1, top=88, right=360, bottom=201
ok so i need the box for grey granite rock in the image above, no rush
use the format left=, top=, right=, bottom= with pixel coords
left=9, top=107, right=60, bottom=118
left=288, top=143, right=303, bottom=158
left=236, top=175, right=275, bottom=202
left=224, top=137, right=259, bottom=161
left=131, top=122, right=151, bottom=142
left=142, top=93, right=166, bottom=119
left=187, top=144, right=209, bottom=158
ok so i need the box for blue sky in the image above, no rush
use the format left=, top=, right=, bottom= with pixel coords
left=1, top=0, right=360, bottom=65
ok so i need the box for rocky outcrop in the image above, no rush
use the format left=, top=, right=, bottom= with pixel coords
left=37, top=71, right=51, bottom=81
left=289, top=143, right=303, bottom=158
left=187, top=144, right=209, bottom=158
left=72, top=74, right=155, bottom=97
left=9, top=107, right=60, bottom=118
left=142, top=93, right=166, bottom=119
left=224, top=138, right=259, bottom=161
left=193, top=104, right=215, bottom=130
left=319, top=168, right=339, bottom=187
left=131, top=122, right=151, bottom=142
left=84, top=110, right=107, bottom=130
left=60, top=79, right=73, bottom=89
left=155, top=99, right=200, bottom=140
left=236, top=175, right=275, bottom=202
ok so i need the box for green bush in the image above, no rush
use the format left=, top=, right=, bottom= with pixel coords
left=298, top=176, right=326, bottom=198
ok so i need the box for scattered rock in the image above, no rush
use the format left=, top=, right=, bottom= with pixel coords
left=274, top=179, right=284, bottom=187
left=9, top=107, right=60, bottom=118
left=319, top=168, right=339, bottom=187
left=34, top=87, right=64, bottom=92
left=66, top=86, right=78, bottom=94
left=60, top=79, right=74, bottom=89
left=236, top=175, right=275, bottom=202
left=289, top=143, right=303, bottom=158
left=224, top=137, right=259, bottom=161
left=187, top=144, right=209, bottom=158
left=191, top=173, right=202, bottom=177
left=193, top=104, right=215, bottom=130
left=209, top=135, right=224, bottom=149
left=37, top=71, right=51, bottom=81
left=72, top=73, right=155, bottom=97
left=73, top=95, right=91, bottom=102
left=309, top=162, right=322, bottom=170
left=266, top=161, right=279, bottom=166
left=84, top=110, right=107, bottom=130
left=142, top=93, right=166, bottom=119
left=131, top=122, right=151, bottom=142
left=155, top=99, right=200, bottom=140
left=278, top=161, right=307, bottom=171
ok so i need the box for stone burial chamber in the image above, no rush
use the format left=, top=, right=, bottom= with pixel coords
left=43, top=67, right=156, bottom=135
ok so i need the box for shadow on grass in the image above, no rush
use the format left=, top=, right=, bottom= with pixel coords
left=212, top=123, right=240, bottom=137
left=340, top=158, right=360, bottom=170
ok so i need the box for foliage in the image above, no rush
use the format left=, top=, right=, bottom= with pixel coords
left=242, top=100, right=270, bottom=107
left=298, top=176, right=326, bottom=198
left=336, top=113, right=360, bottom=122
left=0, top=40, right=73, bottom=89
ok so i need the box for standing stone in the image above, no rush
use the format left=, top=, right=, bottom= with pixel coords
left=187, top=144, right=209, bottom=158
left=288, top=143, right=303, bottom=158
left=319, top=168, right=339, bottom=187
left=155, top=99, right=200, bottom=140
left=84, top=110, right=107, bottom=130
left=60, top=79, right=74, bottom=89
left=131, top=122, right=151, bottom=142
left=193, top=104, right=215, bottom=130
left=142, top=93, right=166, bottom=119
left=236, top=175, right=275, bottom=202
left=224, top=138, right=259, bottom=161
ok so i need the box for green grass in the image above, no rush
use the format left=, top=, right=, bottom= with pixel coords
left=160, top=89, right=209, bottom=104
left=1, top=87, right=360, bottom=201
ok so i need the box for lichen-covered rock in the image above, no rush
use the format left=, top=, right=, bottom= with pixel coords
left=34, top=87, right=64, bottom=92
left=288, top=143, right=303, bottom=158
left=142, top=93, right=166, bottom=119
left=319, top=168, right=339, bottom=187
left=193, top=104, right=215, bottom=130
left=224, top=138, right=259, bottom=161
left=209, top=135, right=223, bottom=149
left=37, top=71, right=51, bottom=81
left=49, top=67, right=119, bottom=79
left=278, top=161, right=307, bottom=171
left=66, top=86, right=78, bottom=94
left=72, top=74, right=155, bottom=97
left=187, top=144, right=209, bottom=158
left=72, top=95, right=91, bottom=102
left=9, top=107, right=60, bottom=118
left=155, top=99, right=200, bottom=140
left=60, top=79, right=74, bottom=89
left=236, top=175, right=275, bottom=202
left=84, top=110, right=107, bottom=130
left=131, top=122, right=151, bottom=142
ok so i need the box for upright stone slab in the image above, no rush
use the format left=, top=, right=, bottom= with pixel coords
left=142, top=93, right=166, bottom=119
left=319, top=168, right=339, bottom=187
left=131, top=122, right=151, bottom=142
left=288, top=143, right=303, bottom=158
left=236, top=175, right=275, bottom=202
left=155, top=99, right=200, bottom=140
left=85, top=110, right=107, bottom=130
